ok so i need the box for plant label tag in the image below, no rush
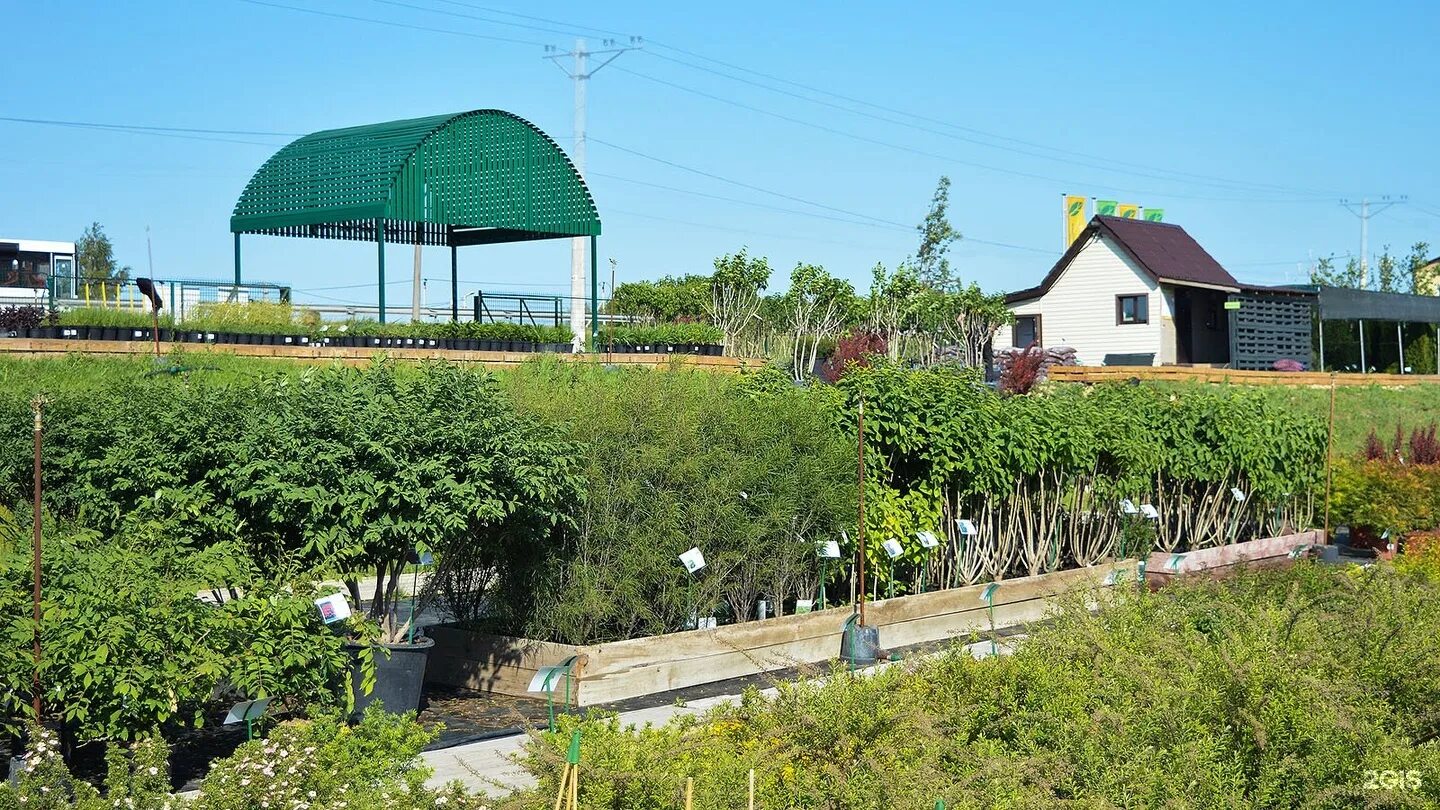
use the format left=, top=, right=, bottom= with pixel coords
left=794, top=599, right=813, bottom=614
left=1287, top=544, right=1310, bottom=559
left=882, top=539, right=905, bottom=559
left=679, top=547, right=706, bottom=574
left=527, top=665, right=569, bottom=694
left=697, top=616, right=718, bottom=630
left=223, top=697, right=271, bottom=725
left=1103, top=569, right=1123, bottom=587
left=1140, top=504, right=1160, bottom=520
left=956, top=519, right=978, bottom=536
left=1120, top=499, right=1138, bottom=515
left=980, top=583, right=999, bottom=604
left=1230, top=488, right=1246, bottom=502
left=817, top=540, right=842, bottom=559
left=314, top=593, right=351, bottom=624
left=917, top=530, right=940, bottom=549
left=1166, top=554, right=1186, bottom=572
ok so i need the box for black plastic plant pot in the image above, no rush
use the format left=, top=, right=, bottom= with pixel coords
left=99, top=327, right=118, bottom=341
left=346, top=636, right=433, bottom=718
left=61, top=326, right=87, bottom=340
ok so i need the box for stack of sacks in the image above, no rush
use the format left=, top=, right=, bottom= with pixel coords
left=995, top=345, right=1078, bottom=383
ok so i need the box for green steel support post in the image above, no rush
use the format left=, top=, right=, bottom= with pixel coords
left=589, top=235, right=598, bottom=348
left=377, top=219, right=387, bottom=324
left=233, top=233, right=241, bottom=287
left=450, top=244, right=459, bottom=322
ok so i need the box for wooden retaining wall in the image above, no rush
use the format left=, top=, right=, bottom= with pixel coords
left=1049, top=365, right=1440, bottom=387
left=426, top=560, right=1135, bottom=706
left=0, top=338, right=759, bottom=372
left=1145, top=529, right=1320, bottom=588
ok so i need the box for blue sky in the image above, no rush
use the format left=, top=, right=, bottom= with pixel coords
left=3, top=0, right=1438, bottom=310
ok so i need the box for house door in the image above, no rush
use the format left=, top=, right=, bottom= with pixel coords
left=1173, top=290, right=1193, bottom=364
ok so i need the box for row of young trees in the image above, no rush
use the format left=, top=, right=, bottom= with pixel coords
left=0, top=353, right=1329, bottom=739
left=1310, top=241, right=1434, bottom=294
left=606, top=178, right=1014, bottom=379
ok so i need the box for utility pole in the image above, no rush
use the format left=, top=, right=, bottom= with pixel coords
left=412, top=242, right=422, bottom=321
left=1341, top=196, right=1406, bottom=288
left=546, top=36, right=642, bottom=350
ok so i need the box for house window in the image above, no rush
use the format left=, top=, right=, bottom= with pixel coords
left=1116, top=294, right=1149, bottom=325
left=1013, top=315, right=1041, bottom=348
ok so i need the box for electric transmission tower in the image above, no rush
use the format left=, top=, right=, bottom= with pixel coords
left=546, top=36, right=643, bottom=349
left=1340, top=195, right=1407, bottom=288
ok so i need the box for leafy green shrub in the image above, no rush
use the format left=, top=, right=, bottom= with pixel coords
left=57, top=307, right=168, bottom=329
left=187, top=301, right=314, bottom=335
left=1331, top=458, right=1440, bottom=535
left=0, top=710, right=486, bottom=810
left=600, top=323, right=724, bottom=347
left=486, top=362, right=854, bottom=642
left=510, top=564, right=1440, bottom=809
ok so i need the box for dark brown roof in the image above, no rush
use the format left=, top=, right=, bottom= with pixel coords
left=1006, top=215, right=1239, bottom=304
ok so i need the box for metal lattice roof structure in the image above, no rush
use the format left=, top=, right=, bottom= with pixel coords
left=230, top=109, right=600, bottom=246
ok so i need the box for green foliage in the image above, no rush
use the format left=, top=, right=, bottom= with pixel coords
left=189, top=708, right=447, bottom=810
left=598, top=322, right=724, bottom=347
left=913, top=175, right=962, bottom=292
left=0, top=710, right=487, bottom=810
left=56, top=307, right=169, bottom=329
left=0, top=521, right=356, bottom=740
left=607, top=274, right=711, bottom=322
left=511, top=564, right=1440, bottom=809
left=1330, top=457, right=1440, bottom=534
left=74, top=222, right=124, bottom=284
left=490, top=362, right=854, bottom=642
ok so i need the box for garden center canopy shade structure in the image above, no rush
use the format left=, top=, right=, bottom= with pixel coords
left=230, top=109, right=601, bottom=325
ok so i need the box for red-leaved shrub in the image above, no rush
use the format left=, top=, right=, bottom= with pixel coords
left=1364, top=429, right=1387, bottom=461
left=1408, top=423, right=1440, bottom=465
left=1000, top=342, right=1045, bottom=395
left=819, top=330, right=887, bottom=383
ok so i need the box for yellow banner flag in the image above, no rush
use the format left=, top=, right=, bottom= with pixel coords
left=1064, top=195, right=1088, bottom=246
left=1116, top=203, right=1140, bottom=219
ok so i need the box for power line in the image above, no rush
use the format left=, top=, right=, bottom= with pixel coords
left=645, top=41, right=1338, bottom=199
left=639, top=50, right=1332, bottom=199
left=363, top=0, right=583, bottom=39
left=0, top=116, right=301, bottom=138
left=232, top=0, right=547, bottom=46
left=591, top=138, right=1056, bottom=254
left=588, top=171, right=911, bottom=232
left=590, top=137, right=910, bottom=228
left=0, top=116, right=293, bottom=147
left=421, top=0, right=633, bottom=39
left=611, top=65, right=1330, bottom=203
left=606, top=208, right=899, bottom=252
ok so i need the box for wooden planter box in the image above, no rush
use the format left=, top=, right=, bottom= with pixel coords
left=427, top=561, right=1137, bottom=706
left=1144, top=529, right=1321, bottom=589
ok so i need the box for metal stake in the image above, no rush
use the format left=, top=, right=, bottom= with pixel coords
left=31, top=397, right=43, bottom=722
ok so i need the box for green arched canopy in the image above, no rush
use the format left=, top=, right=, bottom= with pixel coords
left=230, top=109, right=600, bottom=324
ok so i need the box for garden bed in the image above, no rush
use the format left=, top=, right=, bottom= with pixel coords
left=0, top=337, right=749, bottom=369
left=1144, top=529, right=1320, bottom=588
left=427, top=560, right=1137, bottom=706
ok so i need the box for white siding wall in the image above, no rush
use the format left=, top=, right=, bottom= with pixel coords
left=1006, top=235, right=1171, bottom=366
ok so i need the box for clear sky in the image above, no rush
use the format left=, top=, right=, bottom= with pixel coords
left=3, top=0, right=1438, bottom=310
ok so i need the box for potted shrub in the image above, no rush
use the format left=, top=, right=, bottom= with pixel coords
left=0, top=305, right=44, bottom=338
left=225, top=362, right=583, bottom=716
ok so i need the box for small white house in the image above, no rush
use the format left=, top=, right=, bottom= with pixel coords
left=1005, top=216, right=1240, bottom=366
left=1, top=237, right=77, bottom=303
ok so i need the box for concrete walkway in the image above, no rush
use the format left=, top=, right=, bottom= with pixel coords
left=420, top=635, right=1022, bottom=797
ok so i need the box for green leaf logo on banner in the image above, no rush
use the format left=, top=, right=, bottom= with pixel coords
left=1068, top=200, right=1083, bottom=216
left=1144, top=209, right=1165, bottom=222
left=1097, top=200, right=1118, bottom=216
